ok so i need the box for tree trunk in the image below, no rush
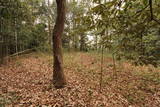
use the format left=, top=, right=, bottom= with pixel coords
left=80, top=34, right=85, bottom=51
left=52, top=0, right=67, bottom=88
left=48, top=0, right=52, bottom=47
left=0, top=16, right=3, bottom=66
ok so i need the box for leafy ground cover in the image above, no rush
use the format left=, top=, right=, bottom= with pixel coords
left=0, top=52, right=160, bottom=107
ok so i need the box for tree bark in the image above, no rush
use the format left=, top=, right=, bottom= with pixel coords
left=80, top=34, right=85, bottom=51
left=52, top=0, right=67, bottom=88
left=48, top=0, right=52, bottom=46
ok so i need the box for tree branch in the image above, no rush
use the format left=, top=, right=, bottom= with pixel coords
left=153, top=18, right=160, bottom=25
left=149, top=0, right=153, bottom=20
left=149, top=0, right=160, bottom=25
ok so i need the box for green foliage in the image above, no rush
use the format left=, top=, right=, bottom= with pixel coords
left=0, top=0, right=52, bottom=60
left=83, top=0, right=160, bottom=67
left=29, top=23, right=47, bottom=48
left=36, top=42, right=52, bottom=53
left=0, top=0, right=160, bottom=66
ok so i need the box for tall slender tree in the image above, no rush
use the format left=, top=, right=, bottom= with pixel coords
left=47, top=0, right=52, bottom=46
left=52, top=0, right=67, bottom=88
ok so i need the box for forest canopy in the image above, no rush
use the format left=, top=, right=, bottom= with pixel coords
left=0, top=0, right=160, bottom=67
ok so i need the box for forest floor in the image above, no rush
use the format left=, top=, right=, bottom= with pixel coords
left=0, top=52, right=160, bottom=107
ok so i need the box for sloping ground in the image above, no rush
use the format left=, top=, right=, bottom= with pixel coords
left=0, top=52, right=160, bottom=107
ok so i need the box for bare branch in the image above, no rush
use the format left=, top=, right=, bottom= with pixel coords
left=153, top=18, right=160, bottom=25
left=149, top=0, right=153, bottom=20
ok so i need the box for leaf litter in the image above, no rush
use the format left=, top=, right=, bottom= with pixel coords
left=0, top=52, right=160, bottom=107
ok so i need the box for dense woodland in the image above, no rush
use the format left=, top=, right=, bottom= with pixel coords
left=0, top=0, right=160, bottom=106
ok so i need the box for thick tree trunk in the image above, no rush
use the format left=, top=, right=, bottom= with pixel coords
left=52, top=0, right=67, bottom=88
